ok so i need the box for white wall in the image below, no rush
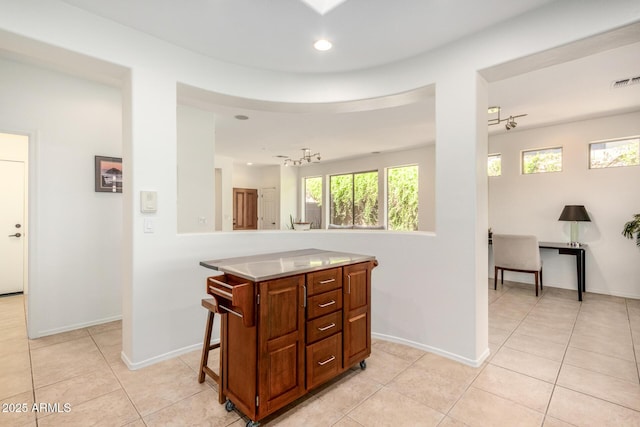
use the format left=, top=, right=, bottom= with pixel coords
left=214, top=155, right=234, bottom=231
left=177, top=104, right=215, bottom=233
left=0, top=57, right=123, bottom=336
left=232, top=163, right=279, bottom=190
left=300, top=146, right=435, bottom=231
left=280, top=165, right=298, bottom=230
left=1, top=0, right=638, bottom=368
left=489, top=111, right=640, bottom=298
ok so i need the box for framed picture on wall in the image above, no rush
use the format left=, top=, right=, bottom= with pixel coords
left=95, top=155, right=123, bottom=193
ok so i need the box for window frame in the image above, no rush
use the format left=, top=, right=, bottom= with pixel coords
left=386, top=164, right=419, bottom=231
left=329, top=169, right=379, bottom=228
left=303, top=175, right=323, bottom=228
left=588, top=136, right=640, bottom=169
left=487, top=153, right=502, bottom=177
left=521, top=146, right=563, bottom=175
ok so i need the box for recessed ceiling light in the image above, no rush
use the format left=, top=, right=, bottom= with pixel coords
left=246, top=162, right=253, bottom=166
left=234, top=114, right=249, bottom=120
left=300, top=0, right=348, bottom=15
left=313, top=39, right=332, bottom=51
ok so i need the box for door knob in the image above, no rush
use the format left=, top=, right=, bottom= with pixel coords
left=8, top=233, right=22, bottom=238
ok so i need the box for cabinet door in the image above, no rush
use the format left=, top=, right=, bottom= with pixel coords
left=257, top=275, right=305, bottom=417
left=343, top=262, right=372, bottom=368
left=233, top=188, right=258, bottom=230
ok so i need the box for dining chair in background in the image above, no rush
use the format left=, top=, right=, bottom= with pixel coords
left=493, top=234, right=543, bottom=296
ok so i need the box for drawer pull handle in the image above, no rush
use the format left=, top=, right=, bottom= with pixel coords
left=319, top=278, right=336, bottom=284
left=318, top=355, right=336, bottom=366
left=318, top=322, right=336, bottom=332
left=318, top=300, right=336, bottom=308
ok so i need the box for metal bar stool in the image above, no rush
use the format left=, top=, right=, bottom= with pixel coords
left=199, top=298, right=224, bottom=403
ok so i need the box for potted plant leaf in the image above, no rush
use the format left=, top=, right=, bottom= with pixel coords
left=622, top=214, right=640, bottom=247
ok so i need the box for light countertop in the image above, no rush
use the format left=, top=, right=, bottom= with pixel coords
left=200, top=248, right=376, bottom=282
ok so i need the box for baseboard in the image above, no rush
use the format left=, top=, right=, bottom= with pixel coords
left=121, top=338, right=220, bottom=371
left=495, top=280, right=640, bottom=300
left=372, top=332, right=489, bottom=368
left=35, top=314, right=122, bottom=339
left=582, top=287, right=640, bottom=300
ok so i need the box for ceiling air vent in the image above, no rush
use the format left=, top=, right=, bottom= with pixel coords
left=611, top=76, right=640, bottom=89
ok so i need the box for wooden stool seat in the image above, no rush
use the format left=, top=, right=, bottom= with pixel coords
left=199, top=298, right=224, bottom=403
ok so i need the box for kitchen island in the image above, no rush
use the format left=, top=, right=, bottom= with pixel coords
left=200, top=249, right=378, bottom=427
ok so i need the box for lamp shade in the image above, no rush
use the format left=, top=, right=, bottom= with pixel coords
left=558, top=205, right=591, bottom=222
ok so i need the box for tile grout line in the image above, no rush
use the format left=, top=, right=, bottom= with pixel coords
left=542, top=289, right=582, bottom=426
left=626, top=299, right=640, bottom=384
left=441, top=283, right=546, bottom=425
left=87, top=332, right=148, bottom=426
left=548, top=296, right=640, bottom=417
left=23, top=294, right=39, bottom=427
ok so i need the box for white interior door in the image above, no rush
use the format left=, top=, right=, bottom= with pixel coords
left=260, top=188, right=278, bottom=230
left=0, top=160, right=25, bottom=294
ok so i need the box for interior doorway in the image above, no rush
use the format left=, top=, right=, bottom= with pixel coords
left=233, top=187, right=258, bottom=230
left=0, top=132, right=29, bottom=296
left=260, top=187, right=278, bottom=230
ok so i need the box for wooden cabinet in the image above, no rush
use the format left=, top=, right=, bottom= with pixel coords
left=207, top=258, right=376, bottom=426
left=304, top=267, right=344, bottom=390
left=343, top=263, right=372, bottom=368
left=257, top=275, right=305, bottom=417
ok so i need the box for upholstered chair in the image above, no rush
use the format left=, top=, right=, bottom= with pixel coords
left=493, top=234, right=543, bottom=296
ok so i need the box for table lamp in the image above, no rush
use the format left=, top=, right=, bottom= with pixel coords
left=558, top=205, right=591, bottom=246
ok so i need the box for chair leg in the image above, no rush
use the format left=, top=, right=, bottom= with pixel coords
left=199, top=310, right=215, bottom=383
left=500, top=268, right=504, bottom=284
left=540, top=267, right=543, bottom=290
left=534, top=272, right=539, bottom=297
left=494, top=267, right=498, bottom=290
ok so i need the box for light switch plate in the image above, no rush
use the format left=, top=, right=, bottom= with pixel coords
left=140, top=191, right=157, bottom=213
left=144, top=218, right=154, bottom=233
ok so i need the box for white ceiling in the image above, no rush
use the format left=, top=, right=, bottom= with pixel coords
left=38, top=1, right=640, bottom=165
left=60, top=0, right=558, bottom=73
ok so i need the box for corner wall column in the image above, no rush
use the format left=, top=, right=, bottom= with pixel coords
left=122, top=68, right=178, bottom=365
left=434, top=68, right=489, bottom=363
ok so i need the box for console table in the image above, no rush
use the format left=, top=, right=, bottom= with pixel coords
left=538, top=242, right=587, bottom=301
left=200, top=249, right=377, bottom=427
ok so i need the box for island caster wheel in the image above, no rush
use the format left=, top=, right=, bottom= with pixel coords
left=359, top=360, right=367, bottom=370
left=225, top=400, right=235, bottom=412
left=246, top=421, right=260, bottom=427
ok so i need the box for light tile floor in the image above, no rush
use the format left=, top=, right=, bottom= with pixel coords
left=1, top=281, right=639, bottom=426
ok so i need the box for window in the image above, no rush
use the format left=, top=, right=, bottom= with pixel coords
left=488, top=154, right=501, bottom=177
left=304, top=176, right=322, bottom=228
left=330, top=171, right=378, bottom=227
left=589, top=137, right=640, bottom=169
left=387, top=165, right=418, bottom=231
left=522, top=147, right=562, bottom=174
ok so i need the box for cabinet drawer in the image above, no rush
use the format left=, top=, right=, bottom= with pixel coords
left=307, top=289, right=343, bottom=320
left=306, top=333, right=342, bottom=390
left=306, top=311, right=342, bottom=344
left=307, top=268, right=342, bottom=296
